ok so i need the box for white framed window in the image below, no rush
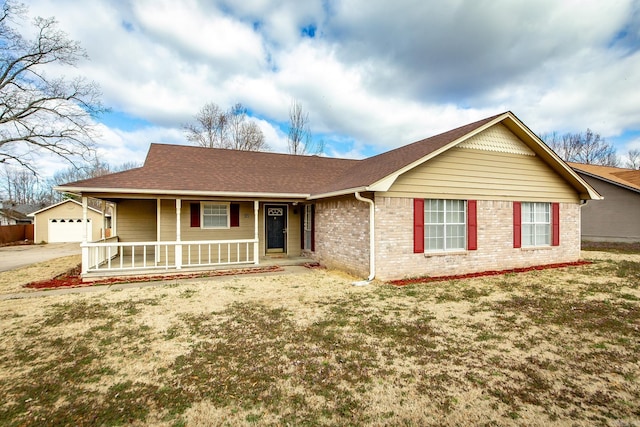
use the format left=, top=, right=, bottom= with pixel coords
left=522, top=202, right=550, bottom=247
left=425, top=199, right=466, bottom=252
left=201, top=202, right=229, bottom=228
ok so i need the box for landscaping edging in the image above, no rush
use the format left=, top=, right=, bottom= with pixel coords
left=389, top=260, right=592, bottom=286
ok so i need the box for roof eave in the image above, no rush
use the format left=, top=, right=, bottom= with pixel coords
left=572, top=169, right=640, bottom=195
left=54, top=186, right=311, bottom=200
left=308, top=187, right=369, bottom=200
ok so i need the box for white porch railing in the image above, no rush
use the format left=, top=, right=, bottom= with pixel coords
left=81, top=238, right=258, bottom=275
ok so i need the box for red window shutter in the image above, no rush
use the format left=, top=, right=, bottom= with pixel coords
left=190, top=203, right=200, bottom=227
left=552, top=202, right=560, bottom=246
left=230, top=203, right=240, bottom=227
left=467, top=200, right=477, bottom=250
left=413, top=199, right=424, bottom=253
left=513, top=202, right=521, bottom=248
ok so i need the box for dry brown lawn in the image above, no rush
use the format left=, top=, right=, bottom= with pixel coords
left=0, top=255, right=80, bottom=295
left=0, top=251, right=638, bottom=426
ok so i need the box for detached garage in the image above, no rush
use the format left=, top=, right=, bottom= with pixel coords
left=29, top=199, right=106, bottom=243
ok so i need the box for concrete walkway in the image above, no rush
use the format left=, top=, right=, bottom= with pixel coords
left=0, top=243, right=81, bottom=272
left=0, top=265, right=311, bottom=300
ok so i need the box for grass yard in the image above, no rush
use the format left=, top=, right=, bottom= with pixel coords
left=0, top=251, right=639, bottom=426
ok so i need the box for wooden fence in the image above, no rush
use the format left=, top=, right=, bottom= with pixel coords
left=0, top=224, right=34, bottom=244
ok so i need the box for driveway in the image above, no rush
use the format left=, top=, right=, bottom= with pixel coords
left=0, top=243, right=82, bottom=272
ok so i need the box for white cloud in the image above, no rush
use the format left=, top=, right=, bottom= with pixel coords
left=17, top=0, right=640, bottom=176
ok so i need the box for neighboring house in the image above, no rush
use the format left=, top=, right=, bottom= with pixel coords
left=0, top=207, right=30, bottom=225
left=57, top=111, right=601, bottom=280
left=0, top=201, right=38, bottom=225
left=29, top=199, right=108, bottom=243
left=568, top=162, right=640, bottom=243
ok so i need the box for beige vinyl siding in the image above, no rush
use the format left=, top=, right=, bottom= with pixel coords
left=287, top=205, right=301, bottom=256
left=159, top=200, right=255, bottom=241
left=116, top=199, right=156, bottom=243
left=157, top=200, right=301, bottom=258
left=386, top=130, right=579, bottom=202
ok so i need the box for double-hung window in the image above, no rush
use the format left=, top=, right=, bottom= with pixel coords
left=521, top=202, right=550, bottom=246
left=202, top=203, right=229, bottom=228
left=425, top=199, right=467, bottom=251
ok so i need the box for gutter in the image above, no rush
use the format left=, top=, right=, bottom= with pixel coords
left=353, top=191, right=375, bottom=285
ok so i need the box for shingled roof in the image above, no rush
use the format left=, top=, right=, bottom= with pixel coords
left=569, top=162, right=640, bottom=193
left=57, top=111, right=599, bottom=200
left=61, top=146, right=360, bottom=196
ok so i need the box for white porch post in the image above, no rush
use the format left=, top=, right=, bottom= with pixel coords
left=175, top=199, right=182, bottom=269
left=101, top=200, right=106, bottom=240
left=156, top=198, right=161, bottom=263
left=81, top=196, right=89, bottom=275
left=254, top=200, right=259, bottom=264
left=112, top=203, right=117, bottom=236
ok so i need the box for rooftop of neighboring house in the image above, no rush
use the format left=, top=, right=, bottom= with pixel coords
left=568, top=162, right=640, bottom=193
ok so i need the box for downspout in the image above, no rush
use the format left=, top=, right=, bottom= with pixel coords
left=354, top=191, right=375, bottom=284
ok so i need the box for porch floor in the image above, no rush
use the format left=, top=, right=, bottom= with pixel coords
left=83, top=255, right=313, bottom=281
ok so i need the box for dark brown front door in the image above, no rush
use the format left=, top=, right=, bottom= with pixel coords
left=266, top=205, right=286, bottom=252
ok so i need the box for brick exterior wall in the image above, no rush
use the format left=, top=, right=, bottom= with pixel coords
left=312, top=195, right=370, bottom=277
left=374, top=196, right=581, bottom=281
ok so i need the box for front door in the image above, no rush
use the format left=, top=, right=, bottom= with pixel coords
left=266, top=205, right=287, bottom=252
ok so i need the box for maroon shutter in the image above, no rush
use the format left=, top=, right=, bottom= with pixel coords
left=513, top=202, right=521, bottom=248
left=551, top=202, right=560, bottom=246
left=230, top=203, right=240, bottom=227
left=467, top=200, right=477, bottom=250
left=190, top=203, right=200, bottom=227
left=414, top=199, right=424, bottom=253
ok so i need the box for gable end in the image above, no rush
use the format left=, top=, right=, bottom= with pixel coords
left=456, top=123, right=535, bottom=156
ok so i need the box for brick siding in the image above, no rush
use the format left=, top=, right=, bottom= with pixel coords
left=312, top=195, right=370, bottom=277
left=374, top=196, right=581, bottom=281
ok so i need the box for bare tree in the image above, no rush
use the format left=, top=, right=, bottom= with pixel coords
left=287, top=100, right=323, bottom=155
left=17, top=160, right=137, bottom=205
left=1, top=165, right=39, bottom=203
left=0, top=1, right=105, bottom=173
left=625, top=149, right=640, bottom=169
left=540, top=129, right=618, bottom=166
left=183, top=102, right=267, bottom=151
left=227, top=103, right=268, bottom=151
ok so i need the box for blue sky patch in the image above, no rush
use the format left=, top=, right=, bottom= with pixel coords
left=99, top=110, right=153, bottom=131
left=301, top=24, right=317, bottom=38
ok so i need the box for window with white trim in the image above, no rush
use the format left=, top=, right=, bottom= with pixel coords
left=202, top=202, right=229, bottom=228
left=522, top=202, right=550, bottom=246
left=425, top=199, right=466, bottom=251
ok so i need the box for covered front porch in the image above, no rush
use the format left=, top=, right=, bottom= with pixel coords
left=78, top=196, right=312, bottom=279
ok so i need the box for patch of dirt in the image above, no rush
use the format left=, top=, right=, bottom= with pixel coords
left=0, top=240, right=34, bottom=248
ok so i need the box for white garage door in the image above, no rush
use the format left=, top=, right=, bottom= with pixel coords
left=48, top=218, right=92, bottom=243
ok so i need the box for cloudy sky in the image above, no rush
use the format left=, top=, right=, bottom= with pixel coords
left=23, top=0, right=640, bottom=174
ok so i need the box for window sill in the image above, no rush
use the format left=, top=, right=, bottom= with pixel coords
left=520, top=245, right=552, bottom=251
left=424, top=250, right=468, bottom=257
left=201, top=226, right=230, bottom=230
